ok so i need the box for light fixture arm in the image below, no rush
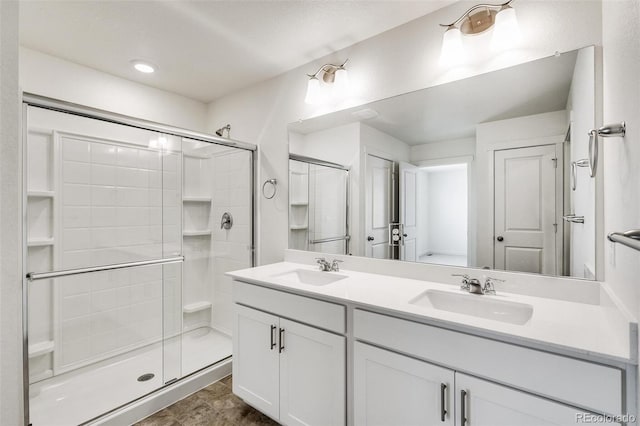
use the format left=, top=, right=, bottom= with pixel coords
left=439, top=0, right=513, bottom=28
left=306, top=59, right=349, bottom=79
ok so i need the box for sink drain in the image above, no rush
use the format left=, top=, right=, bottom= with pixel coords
left=137, top=373, right=155, bottom=382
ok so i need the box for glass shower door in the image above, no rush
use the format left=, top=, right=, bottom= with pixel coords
left=24, top=106, right=183, bottom=425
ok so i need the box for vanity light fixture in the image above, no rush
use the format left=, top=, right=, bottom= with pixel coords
left=304, top=59, right=349, bottom=105
left=131, top=60, right=156, bottom=74
left=439, top=0, right=520, bottom=64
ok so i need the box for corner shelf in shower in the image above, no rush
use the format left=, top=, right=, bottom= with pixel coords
left=183, top=301, right=212, bottom=314
left=290, top=202, right=308, bottom=206
left=27, top=190, right=55, bottom=198
left=183, top=196, right=212, bottom=203
left=28, top=340, right=55, bottom=358
left=290, top=225, right=308, bottom=230
left=27, top=238, right=55, bottom=247
left=183, top=230, right=212, bottom=237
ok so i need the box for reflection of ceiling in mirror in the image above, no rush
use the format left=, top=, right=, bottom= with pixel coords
left=289, top=50, right=579, bottom=145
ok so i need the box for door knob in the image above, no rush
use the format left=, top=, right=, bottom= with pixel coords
left=403, top=233, right=408, bottom=237
left=496, top=236, right=504, bottom=242
left=367, top=236, right=374, bottom=241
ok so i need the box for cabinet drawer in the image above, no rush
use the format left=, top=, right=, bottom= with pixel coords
left=233, top=281, right=346, bottom=334
left=354, top=309, right=622, bottom=415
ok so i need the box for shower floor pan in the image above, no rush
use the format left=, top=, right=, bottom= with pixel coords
left=29, top=327, right=231, bottom=426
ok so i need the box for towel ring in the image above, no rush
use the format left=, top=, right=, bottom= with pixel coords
left=262, top=179, right=277, bottom=199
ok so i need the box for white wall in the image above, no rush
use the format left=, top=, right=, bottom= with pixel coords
left=20, top=48, right=208, bottom=132
left=0, top=1, right=23, bottom=424
left=602, top=2, right=640, bottom=323
left=411, top=137, right=476, bottom=163
left=566, top=47, right=597, bottom=278
left=207, top=0, right=603, bottom=266
left=475, top=110, right=568, bottom=269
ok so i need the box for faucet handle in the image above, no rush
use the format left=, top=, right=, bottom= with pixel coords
left=452, top=273, right=471, bottom=290
left=330, top=259, right=343, bottom=271
left=315, top=257, right=326, bottom=263
left=483, top=277, right=504, bottom=295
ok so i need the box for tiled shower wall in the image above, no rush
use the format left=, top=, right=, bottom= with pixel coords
left=211, top=150, right=252, bottom=334
left=57, top=135, right=181, bottom=372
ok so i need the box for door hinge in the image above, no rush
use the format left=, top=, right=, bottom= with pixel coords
left=553, top=223, right=558, bottom=233
left=552, top=158, right=558, bottom=168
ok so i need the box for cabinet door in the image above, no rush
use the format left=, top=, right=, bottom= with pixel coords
left=233, top=304, right=280, bottom=420
left=354, top=342, right=454, bottom=426
left=279, top=318, right=346, bottom=426
left=455, top=373, right=620, bottom=426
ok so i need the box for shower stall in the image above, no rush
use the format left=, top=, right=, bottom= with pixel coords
left=288, top=154, right=349, bottom=255
left=22, top=95, right=255, bottom=425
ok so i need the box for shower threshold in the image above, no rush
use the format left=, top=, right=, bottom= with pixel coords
left=29, top=327, right=231, bottom=426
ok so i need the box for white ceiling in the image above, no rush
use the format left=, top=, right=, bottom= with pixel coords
left=289, top=49, right=579, bottom=144
left=19, top=0, right=453, bottom=103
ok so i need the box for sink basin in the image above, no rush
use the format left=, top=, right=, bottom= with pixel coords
left=272, top=269, right=347, bottom=286
left=409, top=289, right=533, bottom=325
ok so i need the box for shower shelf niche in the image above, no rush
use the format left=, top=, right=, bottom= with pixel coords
left=27, top=238, right=55, bottom=247
left=183, top=230, right=212, bottom=237
left=183, top=196, right=212, bottom=203
left=28, top=340, right=55, bottom=358
left=183, top=301, right=212, bottom=314
left=27, top=190, right=55, bottom=198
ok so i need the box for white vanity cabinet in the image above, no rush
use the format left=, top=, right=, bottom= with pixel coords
left=455, top=373, right=618, bottom=426
left=354, top=342, right=454, bottom=425
left=233, top=281, right=346, bottom=426
left=354, top=309, right=624, bottom=426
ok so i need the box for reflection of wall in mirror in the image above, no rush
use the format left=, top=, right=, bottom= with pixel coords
left=566, top=47, right=596, bottom=279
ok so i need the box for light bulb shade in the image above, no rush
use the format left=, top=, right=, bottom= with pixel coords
left=440, top=26, right=465, bottom=66
left=304, top=77, right=322, bottom=105
left=332, top=68, right=350, bottom=98
left=492, top=6, right=521, bottom=50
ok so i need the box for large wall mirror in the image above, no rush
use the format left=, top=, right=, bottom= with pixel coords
left=288, top=46, right=601, bottom=280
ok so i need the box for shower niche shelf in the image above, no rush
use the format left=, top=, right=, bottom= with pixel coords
left=27, top=190, right=55, bottom=198
left=183, top=301, right=212, bottom=314
left=183, top=230, right=212, bottom=237
left=183, top=196, right=212, bottom=203
left=290, top=225, right=308, bottom=230
left=27, top=238, right=55, bottom=247
left=28, top=340, right=55, bottom=358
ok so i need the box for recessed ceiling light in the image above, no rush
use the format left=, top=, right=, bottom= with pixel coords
left=131, top=60, right=156, bottom=74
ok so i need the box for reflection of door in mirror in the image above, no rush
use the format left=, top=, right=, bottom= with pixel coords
left=365, top=155, right=395, bottom=259
left=399, top=162, right=418, bottom=262
left=494, top=145, right=562, bottom=275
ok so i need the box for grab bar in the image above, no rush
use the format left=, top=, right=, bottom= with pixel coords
left=309, top=235, right=351, bottom=244
left=26, top=256, right=185, bottom=281
left=608, top=230, right=640, bottom=252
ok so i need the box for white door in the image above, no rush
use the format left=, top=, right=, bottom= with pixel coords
left=354, top=342, right=454, bottom=426
left=455, top=373, right=620, bottom=426
left=399, top=162, right=418, bottom=262
left=232, top=305, right=280, bottom=420
left=279, top=318, right=346, bottom=426
left=365, top=155, right=394, bottom=259
left=494, top=145, right=559, bottom=275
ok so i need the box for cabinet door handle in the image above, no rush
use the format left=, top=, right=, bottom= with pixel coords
left=279, top=328, right=285, bottom=353
left=440, top=383, right=447, bottom=422
left=270, top=325, right=276, bottom=350
left=460, top=389, right=467, bottom=425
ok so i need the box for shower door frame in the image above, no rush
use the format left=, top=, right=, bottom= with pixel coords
left=288, top=153, right=351, bottom=255
left=21, top=93, right=257, bottom=426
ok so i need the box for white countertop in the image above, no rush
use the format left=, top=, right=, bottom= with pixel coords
left=227, top=261, right=637, bottom=365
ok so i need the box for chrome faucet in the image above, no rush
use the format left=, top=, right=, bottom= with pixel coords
left=316, top=258, right=343, bottom=272
left=331, top=259, right=343, bottom=272
left=452, top=274, right=502, bottom=295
